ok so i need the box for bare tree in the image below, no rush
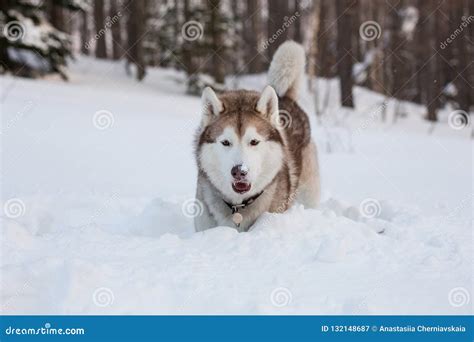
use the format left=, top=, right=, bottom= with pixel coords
left=94, top=0, right=108, bottom=59
left=182, top=0, right=199, bottom=93
left=453, top=0, right=472, bottom=112
left=245, top=0, right=264, bottom=73
left=315, top=0, right=335, bottom=78
left=267, top=0, right=290, bottom=60
left=293, top=0, right=303, bottom=43
left=127, top=0, right=146, bottom=80
left=336, top=0, right=356, bottom=108
left=209, top=0, right=226, bottom=84
left=416, top=0, right=438, bottom=121
left=80, top=8, right=90, bottom=55
left=110, top=0, right=123, bottom=60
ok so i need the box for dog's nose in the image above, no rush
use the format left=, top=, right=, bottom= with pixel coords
left=231, top=164, right=248, bottom=179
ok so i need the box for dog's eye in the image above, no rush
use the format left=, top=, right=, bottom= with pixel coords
left=221, top=140, right=231, bottom=146
left=249, top=139, right=260, bottom=146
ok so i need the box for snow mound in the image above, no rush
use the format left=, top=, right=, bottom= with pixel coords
left=1, top=196, right=471, bottom=315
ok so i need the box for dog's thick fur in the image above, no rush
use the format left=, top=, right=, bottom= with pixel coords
left=194, top=41, right=320, bottom=232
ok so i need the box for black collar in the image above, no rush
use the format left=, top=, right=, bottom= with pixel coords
left=223, top=191, right=264, bottom=214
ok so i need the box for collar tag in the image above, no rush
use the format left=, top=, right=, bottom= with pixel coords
left=232, top=212, right=243, bottom=226
left=223, top=191, right=264, bottom=228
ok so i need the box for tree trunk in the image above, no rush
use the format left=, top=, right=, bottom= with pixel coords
left=127, top=0, right=146, bottom=80
left=336, top=0, right=355, bottom=108
left=352, top=0, right=361, bottom=61
left=182, top=0, right=199, bottom=93
left=110, top=1, right=123, bottom=60
left=80, top=9, right=90, bottom=55
left=246, top=0, right=263, bottom=73
left=209, top=0, right=226, bottom=84
left=453, top=0, right=472, bottom=112
left=293, top=0, right=303, bottom=43
left=94, top=0, right=108, bottom=59
left=316, top=0, right=333, bottom=78
left=417, top=0, right=438, bottom=121
left=267, top=0, right=290, bottom=60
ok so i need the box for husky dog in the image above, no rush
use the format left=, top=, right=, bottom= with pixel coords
left=194, top=41, right=320, bottom=232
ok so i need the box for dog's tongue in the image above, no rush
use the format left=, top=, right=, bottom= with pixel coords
left=233, top=181, right=251, bottom=193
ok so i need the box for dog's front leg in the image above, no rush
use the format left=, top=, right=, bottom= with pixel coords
left=194, top=187, right=217, bottom=232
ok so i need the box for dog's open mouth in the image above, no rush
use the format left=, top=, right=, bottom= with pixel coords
left=232, top=181, right=251, bottom=194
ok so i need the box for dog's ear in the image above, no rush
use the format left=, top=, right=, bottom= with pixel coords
left=256, top=86, right=279, bottom=124
left=201, top=87, right=224, bottom=126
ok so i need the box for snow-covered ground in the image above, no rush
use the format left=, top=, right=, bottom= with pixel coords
left=1, top=58, right=472, bottom=314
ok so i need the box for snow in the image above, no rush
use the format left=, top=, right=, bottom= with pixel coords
left=401, top=6, right=419, bottom=41
left=1, top=57, right=472, bottom=315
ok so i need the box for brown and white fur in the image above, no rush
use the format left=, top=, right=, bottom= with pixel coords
left=194, top=41, right=320, bottom=232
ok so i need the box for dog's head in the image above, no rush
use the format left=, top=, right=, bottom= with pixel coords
left=196, top=86, right=285, bottom=203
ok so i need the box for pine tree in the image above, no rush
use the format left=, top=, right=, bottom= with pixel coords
left=0, top=0, right=87, bottom=80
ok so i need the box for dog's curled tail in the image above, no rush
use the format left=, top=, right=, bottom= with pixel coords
left=268, top=41, right=306, bottom=101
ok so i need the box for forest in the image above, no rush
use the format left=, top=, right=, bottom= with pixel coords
left=1, top=0, right=473, bottom=122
